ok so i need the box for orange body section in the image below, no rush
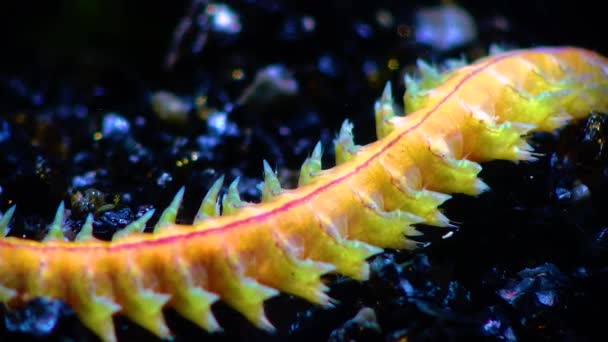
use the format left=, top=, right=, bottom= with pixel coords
left=1, top=46, right=607, bottom=341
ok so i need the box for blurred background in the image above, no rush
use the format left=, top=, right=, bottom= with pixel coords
left=1, top=0, right=606, bottom=87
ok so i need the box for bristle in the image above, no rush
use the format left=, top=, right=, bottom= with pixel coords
left=43, top=202, right=66, bottom=242
left=194, top=176, right=224, bottom=223
left=447, top=158, right=489, bottom=195
left=310, top=208, right=348, bottom=241
left=306, top=204, right=383, bottom=280
left=259, top=160, right=282, bottom=202
left=380, top=80, right=393, bottom=103
left=420, top=141, right=488, bottom=196
left=127, top=289, right=172, bottom=338
left=417, top=59, right=440, bottom=80
left=545, top=109, right=573, bottom=130
left=403, top=74, right=425, bottom=113
left=425, top=133, right=462, bottom=160
left=489, top=43, right=508, bottom=55
left=334, top=120, right=359, bottom=164
left=338, top=239, right=383, bottom=280
left=513, top=140, right=539, bottom=162
left=404, top=73, right=419, bottom=95
left=0, top=205, right=16, bottom=237
left=455, top=96, right=544, bottom=163
left=378, top=157, right=454, bottom=227
left=375, top=81, right=396, bottom=139
left=219, top=245, right=280, bottom=332
left=0, top=283, right=17, bottom=303
left=499, top=86, right=572, bottom=131
left=114, top=261, right=172, bottom=339
left=113, top=209, right=155, bottom=240
left=71, top=276, right=122, bottom=342
left=478, top=120, right=539, bottom=162
left=349, top=190, right=425, bottom=249
left=222, top=177, right=247, bottom=215
left=507, top=121, right=538, bottom=140
left=168, top=257, right=221, bottom=333
left=558, top=82, right=608, bottom=120
left=444, top=55, right=467, bottom=70
left=75, top=214, right=95, bottom=242
left=456, top=98, right=496, bottom=124
left=404, top=58, right=451, bottom=113
left=417, top=58, right=449, bottom=91
left=298, top=141, right=323, bottom=186
left=155, top=186, right=185, bottom=232
left=269, top=230, right=336, bottom=306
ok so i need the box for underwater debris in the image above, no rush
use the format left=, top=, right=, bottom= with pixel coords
left=414, top=4, right=478, bottom=51
left=150, top=91, right=192, bottom=124
left=328, top=307, right=381, bottom=342
left=237, top=64, right=299, bottom=108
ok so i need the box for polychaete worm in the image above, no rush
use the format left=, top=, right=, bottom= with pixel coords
left=1, top=46, right=607, bottom=342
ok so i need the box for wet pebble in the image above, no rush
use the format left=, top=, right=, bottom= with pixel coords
left=3, top=299, right=68, bottom=338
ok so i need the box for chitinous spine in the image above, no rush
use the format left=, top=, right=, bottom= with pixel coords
left=1, top=47, right=607, bottom=342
